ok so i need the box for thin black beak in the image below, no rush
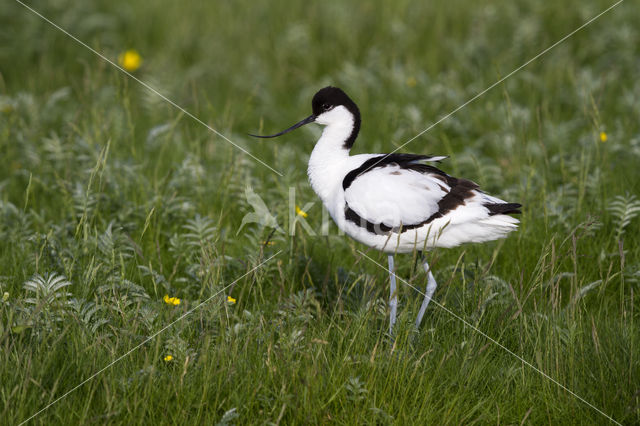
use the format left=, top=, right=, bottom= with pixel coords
left=249, top=114, right=316, bottom=138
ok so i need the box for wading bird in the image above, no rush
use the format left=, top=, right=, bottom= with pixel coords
left=251, top=87, right=521, bottom=333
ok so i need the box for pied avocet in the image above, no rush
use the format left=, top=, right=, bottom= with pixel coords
left=251, top=86, right=521, bottom=333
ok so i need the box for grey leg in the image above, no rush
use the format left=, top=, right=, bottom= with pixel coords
left=415, top=259, right=438, bottom=329
left=388, top=255, right=397, bottom=334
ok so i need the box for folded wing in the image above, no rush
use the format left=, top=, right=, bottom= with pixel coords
left=342, top=154, right=519, bottom=233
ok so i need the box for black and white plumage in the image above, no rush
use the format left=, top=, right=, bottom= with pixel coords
left=252, top=86, right=521, bottom=332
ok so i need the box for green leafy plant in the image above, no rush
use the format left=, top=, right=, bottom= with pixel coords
left=608, top=194, right=640, bottom=240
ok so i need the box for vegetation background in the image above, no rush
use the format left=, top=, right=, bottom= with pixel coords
left=1, top=0, right=639, bottom=424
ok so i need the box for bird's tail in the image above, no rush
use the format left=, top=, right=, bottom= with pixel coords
left=484, top=202, right=522, bottom=216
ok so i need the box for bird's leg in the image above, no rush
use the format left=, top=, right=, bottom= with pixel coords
left=388, top=255, right=398, bottom=334
left=415, top=258, right=438, bottom=329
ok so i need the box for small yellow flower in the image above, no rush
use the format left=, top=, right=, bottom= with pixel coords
left=295, top=205, right=308, bottom=218
left=0, top=103, right=13, bottom=114
left=599, top=131, right=607, bottom=142
left=164, top=355, right=173, bottom=362
left=227, top=296, right=236, bottom=304
left=118, top=49, right=142, bottom=72
left=406, top=76, right=417, bottom=88
left=261, top=241, right=276, bottom=246
left=163, top=294, right=181, bottom=306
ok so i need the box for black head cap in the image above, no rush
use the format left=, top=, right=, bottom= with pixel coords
left=312, top=87, right=361, bottom=149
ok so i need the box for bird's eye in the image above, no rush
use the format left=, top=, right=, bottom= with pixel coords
left=322, top=103, right=332, bottom=111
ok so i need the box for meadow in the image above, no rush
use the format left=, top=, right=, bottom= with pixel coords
left=1, top=0, right=639, bottom=424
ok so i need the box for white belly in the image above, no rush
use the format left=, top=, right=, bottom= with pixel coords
left=319, top=181, right=517, bottom=254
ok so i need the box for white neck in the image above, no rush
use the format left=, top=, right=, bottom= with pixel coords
left=307, top=119, right=353, bottom=202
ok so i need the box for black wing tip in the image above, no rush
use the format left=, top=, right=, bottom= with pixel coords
left=485, top=203, right=523, bottom=216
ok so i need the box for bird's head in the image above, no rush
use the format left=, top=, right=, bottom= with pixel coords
left=250, top=86, right=361, bottom=149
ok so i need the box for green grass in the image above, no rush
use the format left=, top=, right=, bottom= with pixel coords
left=1, top=0, right=639, bottom=424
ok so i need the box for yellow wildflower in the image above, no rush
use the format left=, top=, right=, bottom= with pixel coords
left=406, top=76, right=417, bottom=88
left=118, top=49, right=142, bottom=72
left=0, top=102, right=13, bottom=114
left=599, top=131, right=607, bottom=142
left=295, top=205, right=308, bottom=218
left=163, top=294, right=181, bottom=306
left=261, top=241, right=276, bottom=246
left=227, top=296, right=236, bottom=304
left=164, top=355, right=173, bottom=362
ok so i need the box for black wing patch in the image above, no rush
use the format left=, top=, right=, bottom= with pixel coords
left=484, top=202, right=522, bottom=215
left=345, top=206, right=392, bottom=234
left=342, top=154, right=448, bottom=191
